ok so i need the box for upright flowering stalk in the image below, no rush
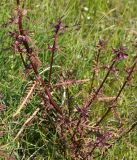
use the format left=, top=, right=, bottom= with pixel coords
left=90, top=39, right=105, bottom=91
left=48, top=18, right=67, bottom=86
left=72, top=46, right=128, bottom=141
left=84, top=46, right=128, bottom=112
left=10, top=0, right=63, bottom=115
left=96, top=47, right=137, bottom=126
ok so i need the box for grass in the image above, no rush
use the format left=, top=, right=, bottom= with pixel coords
left=0, top=0, right=137, bottom=159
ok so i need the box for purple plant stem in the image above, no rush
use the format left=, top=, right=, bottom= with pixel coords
left=95, top=58, right=137, bottom=126
left=84, top=59, right=116, bottom=110
left=16, top=0, right=62, bottom=115
left=87, top=56, right=137, bottom=157
left=17, top=0, right=26, bottom=68
left=48, top=21, right=61, bottom=86
left=19, top=52, right=26, bottom=67
left=71, top=59, right=117, bottom=140
left=90, top=48, right=101, bottom=91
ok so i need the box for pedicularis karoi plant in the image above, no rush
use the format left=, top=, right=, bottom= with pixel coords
left=6, top=0, right=137, bottom=159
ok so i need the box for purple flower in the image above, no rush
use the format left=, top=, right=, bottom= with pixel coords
left=95, top=132, right=112, bottom=147
left=53, top=18, right=68, bottom=34
left=112, top=46, right=128, bottom=61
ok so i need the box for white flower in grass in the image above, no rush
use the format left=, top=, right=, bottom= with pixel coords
left=87, top=16, right=91, bottom=20
left=84, top=7, right=89, bottom=11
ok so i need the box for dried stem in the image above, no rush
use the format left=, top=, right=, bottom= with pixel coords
left=13, top=81, right=37, bottom=117
left=53, top=79, right=90, bottom=87
left=14, top=107, right=40, bottom=140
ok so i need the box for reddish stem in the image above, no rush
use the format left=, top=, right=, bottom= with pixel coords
left=95, top=58, right=137, bottom=126
left=16, top=3, right=62, bottom=115
left=71, top=59, right=116, bottom=140
left=84, top=59, right=116, bottom=110
left=48, top=21, right=61, bottom=86
left=90, top=48, right=101, bottom=91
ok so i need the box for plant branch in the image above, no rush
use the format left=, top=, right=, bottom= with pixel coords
left=14, top=107, right=40, bottom=140
left=95, top=58, right=137, bottom=126
left=71, top=59, right=116, bottom=141
left=48, top=20, right=62, bottom=86
left=16, top=2, right=62, bottom=115
left=84, top=59, right=116, bottom=110
left=90, top=48, right=101, bottom=91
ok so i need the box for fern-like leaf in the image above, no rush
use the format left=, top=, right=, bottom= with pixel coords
left=13, top=81, right=37, bottom=117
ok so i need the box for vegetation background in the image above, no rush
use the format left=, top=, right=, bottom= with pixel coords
left=0, top=0, right=137, bottom=159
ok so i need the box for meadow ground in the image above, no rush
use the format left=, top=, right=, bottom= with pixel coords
left=0, top=0, right=137, bottom=159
